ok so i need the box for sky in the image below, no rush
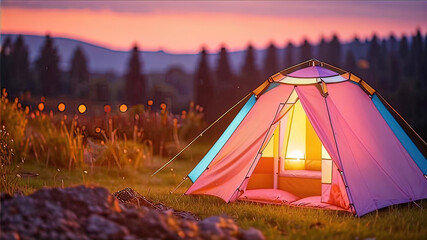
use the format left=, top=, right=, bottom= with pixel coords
left=2, top=1, right=427, bottom=53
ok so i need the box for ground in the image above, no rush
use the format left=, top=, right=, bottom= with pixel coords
left=13, top=156, right=427, bottom=240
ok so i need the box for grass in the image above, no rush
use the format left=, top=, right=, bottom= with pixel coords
left=14, top=156, right=427, bottom=240
left=2, top=90, right=426, bottom=239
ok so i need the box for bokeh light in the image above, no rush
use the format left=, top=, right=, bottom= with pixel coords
left=148, top=100, right=153, bottom=106
left=104, top=104, right=111, bottom=113
left=160, top=103, right=166, bottom=110
left=57, top=103, right=65, bottom=112
left=78, top=104, right=87, bottom=114
left=119, top=104, right=128, bottom=113
left=95, top=127, right=101, bottom=133
left=38, top=102, right=45, bottom=111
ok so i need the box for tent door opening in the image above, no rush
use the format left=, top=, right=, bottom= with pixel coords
left=240, top=90, right=350, bottom=210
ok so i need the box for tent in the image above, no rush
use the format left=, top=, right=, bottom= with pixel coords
left=185, top=59, right=427, bottom=216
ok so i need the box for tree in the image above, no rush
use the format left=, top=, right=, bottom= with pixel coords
left=69, top=46, right=90, bottom=98
left=263, top=42, right=278, bottom=78
left=328, top=34, right=341, bottom=66
left=8, top=36, right=31, bottom=97
left=194, top=48, right=214, bottom=120
left=318, top=37, right=328, bottom=62
left=284, top=42, right=295, bottom=67
left=36, top=34, right=61, bottom=96
left=367, top=34, right=381, bottom=87
left=215, top=46, right=237, bottom=116
left=1, top=37, right=12, bottom=93
left=216, top=46, right=234, bottom=86
left=389, top=34, right=398, bottom=53
left=344, top=50, right=358, bottom=74
left=410, top=30, right=423, bottom=86
left=398, top=35, right=410, bottom=77
left=241, top=44, right=260, bottom=93
left=300, top=39, right=312, bottom=62
left=125, top=45, right=146, bottom=106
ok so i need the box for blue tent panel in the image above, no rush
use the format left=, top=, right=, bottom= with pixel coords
left=188, top=95, right=257, bottom=182
left=372, top=94, right=427, bottom=174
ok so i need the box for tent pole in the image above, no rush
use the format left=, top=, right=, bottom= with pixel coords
left=227, top=100, right=288, bottom=203
left=151, top=92, right=253, bottom=177
left=324, top=97, right=359, bottom=216
left=170, top=176, right=189, bottom=194
left=412, top=201, right=423, bottom=210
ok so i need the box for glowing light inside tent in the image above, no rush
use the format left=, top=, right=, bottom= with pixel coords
left=288, top=150, right=305, bottom=160
left=119, top=104, right=128, bottom=113
left=285, top=101, right=306, bottom=159
left=78, top=104, right=87, bottom=114
left=57, top=103, right=65, bottom=112
left=322, top=145, right=332, bottom=159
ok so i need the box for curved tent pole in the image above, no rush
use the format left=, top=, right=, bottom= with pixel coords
left=323, top=97, right=359, bottom=216
left=151, top=92, right=253, bottom=177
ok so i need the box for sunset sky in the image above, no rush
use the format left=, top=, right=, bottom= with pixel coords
left=2, top=1, right=427, bottom=53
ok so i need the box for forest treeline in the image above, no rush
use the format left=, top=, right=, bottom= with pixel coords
left=1, top=31, right=427, bottom=138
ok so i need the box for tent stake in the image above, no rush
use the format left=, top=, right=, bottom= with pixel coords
left=151, top=92, right=252, bottom=177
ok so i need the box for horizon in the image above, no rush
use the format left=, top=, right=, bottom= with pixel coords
left=2, top=30, right=424, bottom=56
left=2, top=1, right=427, bottom=54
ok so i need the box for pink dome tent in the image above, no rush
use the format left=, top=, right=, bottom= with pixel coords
left=185, top=59, right=427, bottom=216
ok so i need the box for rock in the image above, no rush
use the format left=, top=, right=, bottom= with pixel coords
left=0, top=185, right=265, bottom=240
left=114, top=187, right=199, bottom=221
left=240, top=227, right=265, bottom=240
left=86, top=214, right=129, bottom=239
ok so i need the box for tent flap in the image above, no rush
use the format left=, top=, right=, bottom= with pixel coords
left=188, top=95, right=257, bottom=182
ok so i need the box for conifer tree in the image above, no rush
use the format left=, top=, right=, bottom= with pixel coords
left=125, top=45, right=145, bottom=105
left=328, top=34, right=341, bottom=66
left=398, top=35, right=410, bottom=77
left=300, top=39, right=312, bottom=62
left=344, top=50, right=357, bottom=74
left=8, top=35, right=31, bottom=97
left=410, top=30, right=423, bottom=85
left=36, top=34, right=61, bottom=96
left=216, top=46, right=234, bottom=86
left=284, top=42, right=295, bottom=67
left=0, top=37, right=12, bottom=92
left=367, top=34, right=381, bottom=86
left=318, top=37, right=328, bottom=62
left=70, top=46, right=89, bottom=98
left=241, top=44, right=260, bottom=93
left=215, top=46, right=237, bottom=116
left=389, top=34, right=398, bottom=53
left=194, top=48, right=214, bottom=120
left=263, top=42, right=278, bottom=78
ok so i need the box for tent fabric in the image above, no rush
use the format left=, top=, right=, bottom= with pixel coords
left=186, top=60, right=427, bottom=216
left=297, top=82, right=427, bottom=216
left=239, top=189, right=299, bottom=205
left=188, top=95, right=256, bottom=182
left=288, top=66, right=338, bottom=78
left=186, top=84, right=294, bottom=201
left=372, top=94, right=427, bottom=174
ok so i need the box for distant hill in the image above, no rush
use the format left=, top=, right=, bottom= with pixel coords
left=2, top=34, right=367, bottom=75
left=2, top=34, right=261, bottom=75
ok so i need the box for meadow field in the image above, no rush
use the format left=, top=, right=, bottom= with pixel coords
left=1, top=90, right=427, bottom=240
